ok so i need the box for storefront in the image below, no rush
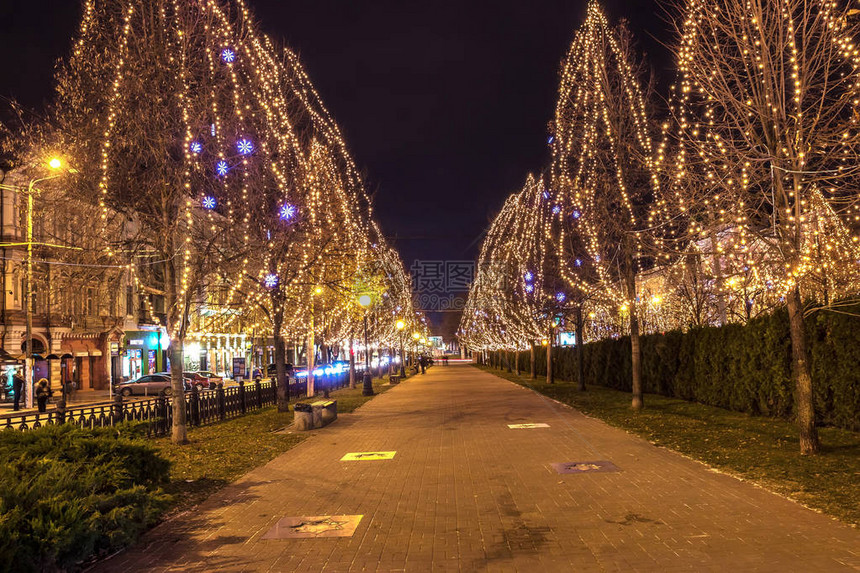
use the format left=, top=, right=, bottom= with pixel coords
left=122, top=329, right=168, bottom=379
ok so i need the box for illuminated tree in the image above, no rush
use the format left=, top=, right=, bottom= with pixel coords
left=551, top=1, right=661, bottom=409
left=669, top=0, right=860, bottom=454
left=55, top=0, right=322, bottom=443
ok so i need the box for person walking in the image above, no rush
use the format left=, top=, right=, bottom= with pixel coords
left=12, top=372, right=24, bottom=411
left=35, top=378, right=52, bottom=413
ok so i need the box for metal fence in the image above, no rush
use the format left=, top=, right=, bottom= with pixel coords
left=1, top=371, right=351, bottom=437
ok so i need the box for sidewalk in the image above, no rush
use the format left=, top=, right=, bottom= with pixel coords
left=0, top=389, right=113, bottom=419
left=94, top=364, right=859, bottom=572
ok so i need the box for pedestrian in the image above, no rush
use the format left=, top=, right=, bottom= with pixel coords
left=35, top=378, right=52, bottom=413
left=444, top=356, right=449, bottom=366
left=419, top=356, right=426, bottom=375
left=12, top=372, right=24, bottom=411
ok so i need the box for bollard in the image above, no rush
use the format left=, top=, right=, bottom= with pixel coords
left=112, top=393, right=124, bottom=425
left=216, top=382, right=226, bottom=420
left=56, top=400, right=67, bottom=424
left=238, top=379, right=246, bottom=414
left=190, top=384, right=200, bottom=426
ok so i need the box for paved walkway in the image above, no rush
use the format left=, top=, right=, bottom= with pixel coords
left=95, top=364, right=860, bottom=572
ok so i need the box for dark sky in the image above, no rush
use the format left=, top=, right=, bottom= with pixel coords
left=0, top=0, right=671, bottom=266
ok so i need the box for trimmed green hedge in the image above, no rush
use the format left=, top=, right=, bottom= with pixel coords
left=0, top=424, right=171, bottom=572
left=518, top=307, right=860, bottom=430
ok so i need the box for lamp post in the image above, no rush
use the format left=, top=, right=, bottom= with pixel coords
left=0, top=158, right=74, bottom=408
left=358, top=294, right=374, bottom=396
left=396, top=320, right=406, bottom=377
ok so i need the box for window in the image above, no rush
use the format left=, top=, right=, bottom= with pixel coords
left=86, top=288, right=95, bottom=316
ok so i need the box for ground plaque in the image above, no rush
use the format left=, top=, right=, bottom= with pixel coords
left=261, top=515, right=363, bottom=539
left=507, top=423, right=550, bottom=429
left=341, top=451, right=397, bottom=461
left=552, top=460, right=620, bottom=474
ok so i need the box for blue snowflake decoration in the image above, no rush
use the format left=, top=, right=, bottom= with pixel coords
left=264, top=274, right=279, bottom=289
left=552, top=205, right=561, bottom=215
left=202, top=196, right=217, bottom=209
left=221, top=48, right=235, bottom=63
left=189, top=141, right=202, bottom=154
left=555, top=292, right=566, bottom=303
left=574, top=258, right=582, bottom=267
left=525, top=284, right=535, bottom=294
left=215, top=160, right=229, bottom=176
left=571, top=209, right=581, bottom=219
left=237, top=139, right=254, bottom=155
left=524, top=271, right=533, bottom=282
left=279, top=203, right=296, bottom=220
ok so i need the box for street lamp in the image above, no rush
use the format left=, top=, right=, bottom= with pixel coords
left=396, top=319, right=406, bottom=377
left=0, top=157, right=75, bottom=408
left=358, top=294, right=374, bottom=396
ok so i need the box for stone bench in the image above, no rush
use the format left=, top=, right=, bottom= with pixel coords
left=293, top=400, right=337, bottom=431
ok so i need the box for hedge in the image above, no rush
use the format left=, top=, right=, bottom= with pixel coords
left=0, top=423, right=171, bottom=572
left=515, top=306, right=860, bottom=430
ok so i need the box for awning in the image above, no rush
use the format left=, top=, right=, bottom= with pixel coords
left=74, top=352, right=89, bottom=357
left=46, top=353, right=61, bottom=360
left=89, top=350, right=103, bottom=357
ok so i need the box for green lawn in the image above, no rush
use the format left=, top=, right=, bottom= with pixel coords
left=154, top=375, right=397, bottom=513
left=479, top=365, right=860, bottom=527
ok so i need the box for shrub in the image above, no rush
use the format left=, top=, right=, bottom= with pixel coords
left=0, top=423, right=171, bottom=572
left=512, top=306, right=860, bottom=430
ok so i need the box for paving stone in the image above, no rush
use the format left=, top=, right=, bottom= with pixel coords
left=92, top=365, right=860, bottom=572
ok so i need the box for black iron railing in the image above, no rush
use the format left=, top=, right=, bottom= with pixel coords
left=1, top=371, right=351, bottom=437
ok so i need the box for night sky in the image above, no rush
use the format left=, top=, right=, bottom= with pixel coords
left=0, top=0, right=671, bottom=332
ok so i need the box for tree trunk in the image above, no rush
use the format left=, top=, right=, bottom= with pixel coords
left=625, top=251, right=643, bottom=410
left=530, top=344, right=536, bottom=379
left=575, top=305, right=586, bottom=391
left=306, top=315, right=315, bottom=398
left=169, top=337, right=188, bottom=444
left=273, top=305, right=288, bottom=412
left=514, top=350, right=520, bottom=376
left=163, top=247, right=187, bottom=444
left=546, top=326, right=554, bottom=384
left=348, top=335, right=356, bottom=389
left=506, top=350, right=512, bottom=372
left=786, top=287, right=820, bottom=455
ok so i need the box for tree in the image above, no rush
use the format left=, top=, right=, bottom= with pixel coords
left=55, top=0, right=306, bottom=443
left=670, top=0, right=860, bottom=454
left=551, top=1, right=661, bottom=409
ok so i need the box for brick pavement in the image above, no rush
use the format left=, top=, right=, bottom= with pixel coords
left=93, top=364, right=860, bottom=572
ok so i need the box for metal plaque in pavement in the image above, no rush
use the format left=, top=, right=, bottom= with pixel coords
left=552, top=460, right=620, bottom=474
left=341, top=451, right=397, bottom=461
left=261, top=515, right=363, bottom=539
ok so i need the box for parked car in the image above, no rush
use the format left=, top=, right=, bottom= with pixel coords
left=183, top=371, right=220, bottom=390
left=115, top=374, right=186, bottom=397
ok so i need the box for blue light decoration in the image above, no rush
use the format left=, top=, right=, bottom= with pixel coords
left=279, top=203, right=296, bottom=220
left=237, top=138, right=254, bottom=155
left=571, top=209, right=581, bottom=219
left=555, top=292, right=566, bottom=303
left=221, top=48, right=235, bottom=63
left=574, top=258, right=582, bottom=267
left=525, top=284, right=535, bottom=294
left=542, top=190, right=550, bottom=200
left=216, top=160, right=229, bottom=176
left=210, top=124, right=216, bottom=137
left=202, top=196, right=217, bottom=209
left=524, top=271, right=534, bottom=282
left=264, top=274, right=278, bottom=289
left=552, top=205, right=561, bottom=215
left=189, top=141, right=202, bottom=154
left=547, top=135, right=555, bottom=145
